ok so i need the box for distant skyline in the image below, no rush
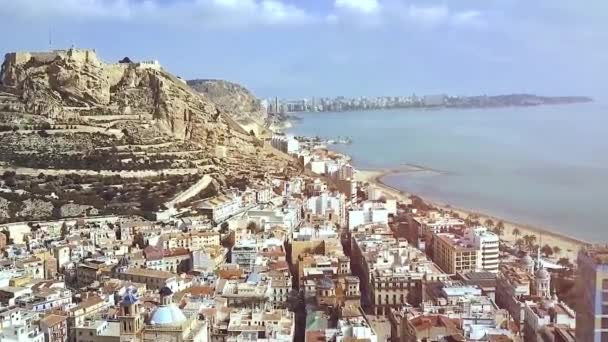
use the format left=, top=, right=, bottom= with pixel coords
left=0, top=0, right=606, bottom=100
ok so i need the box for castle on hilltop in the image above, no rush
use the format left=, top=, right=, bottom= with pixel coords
left=5, top=47, right=162, bottom=71
left=7, top=48, right=101, bottom=66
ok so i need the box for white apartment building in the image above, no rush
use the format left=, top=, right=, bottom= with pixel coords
left=244, top=207, right=300, bottom=231
left=413, top=213, right=466, bottom=235
left=465, top=226, right=500, bottom=273
left=14, top=288, right=72, bottom=312
left=335, top=315, right=378, bottom=342
left=0, top=309, right=45, bottom=342
left=309, top=160, right=327, bottom=175
left=348, top=201, right=389, bottom=230
left=198, top=193, right=242, bottom=223
left=271, top=135, right=300, bottom=154
left=231, top=239, right=258, bottom=273
left=255, top=188, right=273, bottom=204
left=306, top=192, right=346, bottom=225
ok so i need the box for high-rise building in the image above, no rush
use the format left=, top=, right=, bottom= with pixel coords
left=431, top=227, right=500, bottom=274
left=576, top=245, right=608, bottom=342
left=275, top=96, right=279, bottom=114
left=465, top=227, right=500, bottom=273
left=432, top=233, right=478, bottom=274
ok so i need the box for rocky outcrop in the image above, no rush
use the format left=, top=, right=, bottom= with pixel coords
left=0, top=51, right=254, bottom=148
left=187, top=79, right=267, bottom=124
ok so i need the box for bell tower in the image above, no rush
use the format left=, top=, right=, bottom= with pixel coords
left=118, top=287, right=143, bottom=335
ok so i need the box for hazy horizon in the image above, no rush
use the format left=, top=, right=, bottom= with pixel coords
left=0, top=0, right=606, bottom=99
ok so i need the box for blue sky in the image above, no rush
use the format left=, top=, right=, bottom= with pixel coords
left=0, top=0, right=606, bottom=99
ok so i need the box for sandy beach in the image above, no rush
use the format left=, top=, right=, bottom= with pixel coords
left=355, top=167, right=589, bottom=262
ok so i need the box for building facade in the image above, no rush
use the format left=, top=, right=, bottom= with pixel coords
left=576, top=246, right=608, bottom=342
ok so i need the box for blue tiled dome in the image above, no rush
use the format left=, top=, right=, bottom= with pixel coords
left=149, top=305, right=187, bottom=325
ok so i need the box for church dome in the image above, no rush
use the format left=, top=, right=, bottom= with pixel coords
left=148, top=286, right=186, bottom=326
left=536, top=267, right=550, bottom=280
left=149, top=304, right=187, bottom=325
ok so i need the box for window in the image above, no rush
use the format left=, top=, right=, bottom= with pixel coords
left=603, top=279, right=608, bottom=290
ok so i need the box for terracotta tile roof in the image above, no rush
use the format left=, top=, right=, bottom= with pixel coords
left=270, top=260, right=289, bottom=271
left=193, top=286, right=215, bottom=296
left=410, top=315, right=459, bottom=331
left=70, top=296, right=104, bottom=312
left=143, top=245, right=164, bottom=261
left=306, top=331, right=326, bottom=342
left=164, top=248, right=190, bottom=258
left=40, top=314, right=67, bottom=327
left=217, top=268, right=243, bottom=280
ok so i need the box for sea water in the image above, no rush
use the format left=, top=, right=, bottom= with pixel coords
left=288, top=102, right=608, bottom=242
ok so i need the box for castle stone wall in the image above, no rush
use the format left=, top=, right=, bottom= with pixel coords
left=6, top=49, right=100, bottom=66
left=66, top=49, right=99, bottom=65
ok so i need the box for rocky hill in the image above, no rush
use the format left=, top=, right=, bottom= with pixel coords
left=0, top=49, right=300, bottom=222
left=0, top=51, right=252, bottom=143
left=187, top=79, right=267, bottom=124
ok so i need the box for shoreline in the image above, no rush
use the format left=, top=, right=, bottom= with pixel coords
left=356, top=168, right=590, bottom=261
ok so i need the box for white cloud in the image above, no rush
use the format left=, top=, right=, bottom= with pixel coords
left=260, top=0, right=310, bottom=25
left=334, top=0, right=381, bottom=14
left=0, top=0, right=312, bottom=28
left=451, top=10, right=485, bottom=27
left=0, top=0, right=484, bottom=31
left=407, top=4, right=449, bottom=26
left=378, top=3, right=484, bottom=29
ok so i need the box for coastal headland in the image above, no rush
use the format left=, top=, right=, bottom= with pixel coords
left=355, top=166, right=590, bottom=262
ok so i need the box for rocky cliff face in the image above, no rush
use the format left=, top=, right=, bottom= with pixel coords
left=187, top=79, right=267, bottom=124
left=0, top=52, right=253, bottom=147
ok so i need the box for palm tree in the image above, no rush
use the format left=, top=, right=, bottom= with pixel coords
left=552, top=246, right=562, bottom=256
left=515, top=238, right=525, bottom=250
left=512, top=228, right=521, bottom=238
left=496, top=220, right=505, bottom=231
left=493, top=225, right=505, bottom=237
left=484, top=218, right=495, bottom=228
left=541, top=244, right=554, bottom=257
